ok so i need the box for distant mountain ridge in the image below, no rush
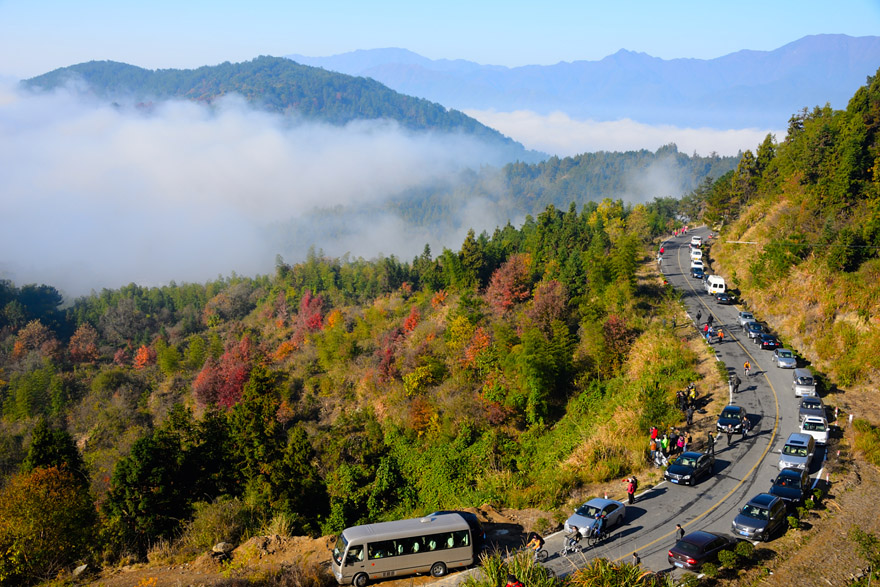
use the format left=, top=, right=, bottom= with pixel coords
left=22, top=56, right=544, bottom=164
left=287, top=34, right=880, bottom=129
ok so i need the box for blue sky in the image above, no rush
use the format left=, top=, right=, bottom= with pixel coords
left=1, top=0, right=879, bottom=78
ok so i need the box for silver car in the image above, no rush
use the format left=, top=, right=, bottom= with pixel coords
left=745, top=321, right=765, bottom=339
left=564, top=498, right=626, bottom=537
left=773, top=348, right=796, bottom=368
left=737, top=311, right=755, bottom=327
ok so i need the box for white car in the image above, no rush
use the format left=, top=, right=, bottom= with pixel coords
left=690, top=259, right=704, bottom=271
left=690, top=249, right=703, bottom=261
left=799, top=415, right=829, bottom=445
left=690, top=235, right=702, bottom=247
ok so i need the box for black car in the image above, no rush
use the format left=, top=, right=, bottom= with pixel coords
left=664, top=451, right=715, bottom=486
left=769, top=468, right=812, bottom=507
left=744, top=321, right=765, bottom=339
left=715, top=292, right=733, bottom=305
left=756, top=333, right=780, bottom=350
left=691, top=267, right=704, bottom=279
left=716, top=404, right=746, bottom=432
left=668, top=530, right=735, bottom=570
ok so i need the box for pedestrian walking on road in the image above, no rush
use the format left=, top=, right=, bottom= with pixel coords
left=733, top=374, right=741, bottom=394
left=726, top=423, right=734, bottom=445
left=707, top=432, right=715, bottom=456
left=707, top=314, right=713, bottom=327
left=741, top=415, right=750, bottom=439
left=696, top=309, right=702, bottom=323
left=675, top=524, right=685, bottom=541
left=718, top=329, right=724, bottom=344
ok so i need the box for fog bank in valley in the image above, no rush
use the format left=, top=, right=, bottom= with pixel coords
left=0, top=84, right=514, bottom=298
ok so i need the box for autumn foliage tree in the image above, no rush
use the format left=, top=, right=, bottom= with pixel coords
left=132, top=344, right=156, bottom=369
left=11, top=320, right=59, bottom=361
left=0, top=466, right=96, bottom=585
left=193, top=336, right=253, bottom=408
left=485, top=253, right=533, bottom=316
left=68, top=322, right=100, bottom=363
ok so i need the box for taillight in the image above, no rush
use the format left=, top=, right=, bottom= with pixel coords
left=668, top=550, right=673, bottom=557
left=687, top=558, right=697, bottom=566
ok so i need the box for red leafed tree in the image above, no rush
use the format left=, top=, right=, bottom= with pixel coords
left=291, top=290, right=325, bottom=346
left=133, top=345, right=156, bottom=369
left=69, top=323, right=100, bottom=363
left=485, top=254, right=533, bottom=316
left=463, top=327, right=491, bottom=368
left=193, top=337, right=253, bottom=408
left=526, top=280, right=569, bottom=333
left=376, top=329, right=402, bottom=381
left=403, top=305, right=420, bottom=333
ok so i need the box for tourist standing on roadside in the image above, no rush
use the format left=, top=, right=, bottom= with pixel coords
left=675, top=524, right=685, bottom=541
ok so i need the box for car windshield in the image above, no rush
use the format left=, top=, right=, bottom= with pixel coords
left=803, top=421, right=826, bottom=432
left=778, top=350, right=793, bottom=358
left=775, top=476, right=796, bottom=487
left=748, top=323, right=761, bottom=331
left=676, top=456, right=697, bottom=467
left=741, top=313, right=753, bottom=320
left=332, top=534, right=349, bottom=566
left=802, top=400, right=820, bottom=409
left=741, top=505, right=769, bottom=520
left=721, top=409, right=740, bottom=419
left=796, top=377, right=814, bottom=386
left=783, top=445, right=808, bottom=457
left=574, top=504, right=600, bottom=517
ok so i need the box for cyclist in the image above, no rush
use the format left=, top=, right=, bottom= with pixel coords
left=744, top=361, right=751, bottom=377
left=590, top=513, right=607, bottom=541
left=564, top=525, right=581, bottom=552
left=525, top=532, right=544, bottom=557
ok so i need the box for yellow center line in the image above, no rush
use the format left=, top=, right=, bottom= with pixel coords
left=612, top=236, right=782, bottom=562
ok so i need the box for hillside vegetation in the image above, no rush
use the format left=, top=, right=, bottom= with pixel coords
left=0, top=199, right=698, bottom=584
left=696, top=67, right=880, bottom=396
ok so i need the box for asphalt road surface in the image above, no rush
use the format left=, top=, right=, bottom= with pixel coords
left=536, top=227, right=827, bottom=579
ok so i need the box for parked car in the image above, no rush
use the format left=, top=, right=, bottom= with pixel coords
left=769, top=468, right=812, bottom=507
left=715, top=292, right=733, bottom=305
left=691, top=235, right=703, bottom=247
left=664, top=451, right=715, bottom=486
left=668, top=531, right=735, bottom=570
left=799, top=415, right=829, bottom=445
left=731, top=493, right=788, bottom=541
left=564, top=497, right=626, bottom=537
left=745, top=321, right=765, bottom=339
left=756, top=333, right=780, bottom=350
left=778, top=432, right=816, bottom=471
left=690, top=259, right=704, bottom=271
left=793, top=368, right=818, bottom=397
left=737, top=311, right=755, bottom=327
left=691, top=266, right=704, bottom=279
left=773, top=348, right=797, bottom=369
left=716, top=405, right=746, bottom=432
left=798, top=396, right=825, bottom=423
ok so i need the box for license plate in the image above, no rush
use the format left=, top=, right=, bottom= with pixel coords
left=673, top=562, right=684, bottom=568
left=739, top=530, right=750, bottom=536
left=671, top=478, right=679, bottom=484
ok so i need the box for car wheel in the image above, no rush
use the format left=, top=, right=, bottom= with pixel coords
left=761, top=531, right=769, bottom=542
left=431, top=562, right=447, bottom=577
left=353, top=573, right=368, bottom=587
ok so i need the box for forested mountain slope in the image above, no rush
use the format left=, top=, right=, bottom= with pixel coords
left=696, top=66, right=880, bottom=395
left=22, top=56, right=542, bottom=163
left=0, top=198, right=698, bottom=582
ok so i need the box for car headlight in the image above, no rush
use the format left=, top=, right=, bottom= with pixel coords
left=682, top=475, right=691, bottom=480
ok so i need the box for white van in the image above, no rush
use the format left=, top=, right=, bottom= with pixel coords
left=706, top=275, right=726, bottom=295
left=690, top=248, right=703, bottom=261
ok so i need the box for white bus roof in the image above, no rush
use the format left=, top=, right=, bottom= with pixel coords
left=343, top=513, right=469, bottom=543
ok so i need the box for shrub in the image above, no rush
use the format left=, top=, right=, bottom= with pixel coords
left=796, top=506, right=807, bottom=519
left=734, top=539, right=755, bottom=560
left=804, top=498, right=815, bottom=510
left=813, top=488, right=825, bottom=503
left=177, top=498, right=256, bottom=554
left=717, top=549, right=739, bottom=569
left=788, top=515, right=800, bottom=530
left=701, top=562, right=718, bottom=578
left=533, top=517, right=551, bottom=535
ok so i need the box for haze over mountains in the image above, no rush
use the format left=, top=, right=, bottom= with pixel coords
left=287, top=34, right=880, bottom=130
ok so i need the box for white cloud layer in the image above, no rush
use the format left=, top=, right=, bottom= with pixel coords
left=0, top=85, right=508, bottom=297
left=465, top=109, right=781, bottom=157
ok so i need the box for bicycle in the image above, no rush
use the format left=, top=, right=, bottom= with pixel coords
left=585, top=526, right=608, bottom=548
left=558, top=539, right=583, bottom=557
left=519, top=543, right=549, bottom=562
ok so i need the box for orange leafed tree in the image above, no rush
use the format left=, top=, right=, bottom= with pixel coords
left=403, top=305, right=420, bottom=333
left=11, top=319, right=60, bottom=360
left=133, top=345, right=156, bottom=369
left=69, top=323, right=100, bottom=363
